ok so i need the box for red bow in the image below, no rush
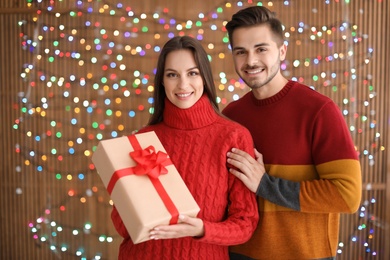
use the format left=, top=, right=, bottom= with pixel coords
left=130, top=146, right=171, bottom=179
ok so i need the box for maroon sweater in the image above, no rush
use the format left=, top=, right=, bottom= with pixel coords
left=111, top=95, right=259, bottom=260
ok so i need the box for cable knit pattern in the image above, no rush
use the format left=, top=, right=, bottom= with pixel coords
left=111, top=95, right=259, bottom=260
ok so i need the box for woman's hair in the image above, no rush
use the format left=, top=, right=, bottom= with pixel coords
left=226, top=6, right=284, bottom=47
left=148, top=36, right=219, bottom=125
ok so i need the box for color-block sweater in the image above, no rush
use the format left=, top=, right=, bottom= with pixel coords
left=111, top=95, right=259, bottom=260
left=223, top=80, right=362, bottom=259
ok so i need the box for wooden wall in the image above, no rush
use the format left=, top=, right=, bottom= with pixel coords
left=1, top=0, right=389, bottom=259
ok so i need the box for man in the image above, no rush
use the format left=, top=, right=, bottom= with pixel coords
left=223, top=6, right=362, bottom=260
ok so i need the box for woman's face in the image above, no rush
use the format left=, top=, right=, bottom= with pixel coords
left=163, top=49, right=204, bottom=109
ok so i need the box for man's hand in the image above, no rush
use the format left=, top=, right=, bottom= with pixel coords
left=227, top=148, right=265, bottom=193
left=149, top=215, right=204, bottom=240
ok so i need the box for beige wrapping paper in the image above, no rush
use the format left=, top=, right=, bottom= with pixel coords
left=92, top=131, right=200, bottom=244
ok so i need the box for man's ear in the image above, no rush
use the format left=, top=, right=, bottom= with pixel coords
left=280, top=44, right=287, bottom=61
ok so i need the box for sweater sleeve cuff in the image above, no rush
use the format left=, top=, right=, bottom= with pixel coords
left=256, top=173, right=301, bottom=211
left=191, top=220, right=210, bottom=242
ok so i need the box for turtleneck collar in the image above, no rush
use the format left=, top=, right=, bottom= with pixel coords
left=250, top=80, right=295, bottom=106
left=163, top=94, right=219, bottom=130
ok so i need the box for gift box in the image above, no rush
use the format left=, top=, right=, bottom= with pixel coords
left=92, top=131, right=200, bottom=244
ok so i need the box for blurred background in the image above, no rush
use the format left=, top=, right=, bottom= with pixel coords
left=1, top=0, right=389, bottom=259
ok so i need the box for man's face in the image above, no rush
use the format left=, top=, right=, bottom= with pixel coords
left=231, top=24, right=286, bottom=90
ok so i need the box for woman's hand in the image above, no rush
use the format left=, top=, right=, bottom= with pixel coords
left=149, top=215, right=204, bottom=240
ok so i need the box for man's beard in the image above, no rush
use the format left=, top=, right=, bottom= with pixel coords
left=242, top=70, right=276, bottom=89
left=239, top=57, right=281, bottom=89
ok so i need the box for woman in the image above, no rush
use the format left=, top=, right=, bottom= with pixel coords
left=111, top=36, right=258, bottom=260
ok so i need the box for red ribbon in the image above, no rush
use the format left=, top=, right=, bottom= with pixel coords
left=106, top=135, right=179, bottom=224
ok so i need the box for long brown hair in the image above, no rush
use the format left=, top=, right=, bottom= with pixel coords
left=148, top=36, right=219, bottom=125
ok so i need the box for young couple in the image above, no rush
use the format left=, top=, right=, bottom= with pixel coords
left=111, top=6, right=362, bottom=260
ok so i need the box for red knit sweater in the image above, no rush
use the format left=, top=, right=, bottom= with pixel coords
left=111, top=95, right=259, bottom=260
left=223, top=81, right=362, bottom=259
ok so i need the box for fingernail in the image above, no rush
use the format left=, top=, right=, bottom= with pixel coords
left=179, top=215, right=185, bottom=220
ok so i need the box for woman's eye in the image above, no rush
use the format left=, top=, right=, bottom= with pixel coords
left=189, top=71, right=199, bottom=76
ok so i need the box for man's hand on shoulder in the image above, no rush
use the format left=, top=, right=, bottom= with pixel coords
left=227, top=148, right=265, bottom=193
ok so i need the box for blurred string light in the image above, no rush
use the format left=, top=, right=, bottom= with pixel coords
left=336, top=198, right=383, bottom=256
left=14, top=0, right=382, bottom=259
